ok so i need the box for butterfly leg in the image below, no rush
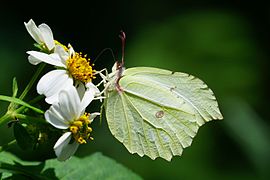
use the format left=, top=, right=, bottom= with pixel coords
left=94, top=68, right=109, bottom=87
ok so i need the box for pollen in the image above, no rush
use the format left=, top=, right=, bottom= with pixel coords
left=77, top=137, right=87, bottom=144
left=69, top=113, right=94, bottom=144
left=70, top=126, right=79, bottom=134
left=66, top=52, right=95, bottom=83
left=73, top=121, right=83, bottom=127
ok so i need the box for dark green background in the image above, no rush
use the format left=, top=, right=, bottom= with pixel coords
left=0, top=1, right=269, bottom=179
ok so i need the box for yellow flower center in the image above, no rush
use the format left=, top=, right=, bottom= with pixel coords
left=66, top=52, right=95, bottom=83
left=69, top=113, right=94, bottom=144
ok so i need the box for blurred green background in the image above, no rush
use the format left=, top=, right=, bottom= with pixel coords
left=0, top=0, right=269, bottom=179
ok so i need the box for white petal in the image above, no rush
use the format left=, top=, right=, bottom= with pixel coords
left=54, top=132, right=71, bottom=150
left=27, top=51, right=66, bottom=68
left=24, top=19, right=43, bottom=44
left=68, top=44, right=75, bottom=57
left=80, top=82, right=100, bottom=111
left=86, top=82, right=100, bottom=94
left=45, top=104, right=70, bottom=129
left=55, top=45, right=69, bottom=65
left=58, top=86, right=81, bottom=120
left=89, top=112, right=100, bottom=122
left=54, top=132, right=79, bottom=161
left=45, top=88, right=82, bottom=126
left=28, top=55, right=42, bottom=65
left=38, top=23, right=54, bottom=51
left=76, top=81, right=85, bottom=101
left=37, top=70, right=73, bottom=104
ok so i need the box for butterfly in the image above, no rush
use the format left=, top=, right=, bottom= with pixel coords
left=102, top=32, right=223, bottom=161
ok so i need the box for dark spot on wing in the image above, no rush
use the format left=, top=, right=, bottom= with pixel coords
left=170, top=86, right=177, bottom=91
left=155, top=110, right=164, bottom=118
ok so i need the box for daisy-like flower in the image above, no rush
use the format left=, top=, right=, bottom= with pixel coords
left=25, top=19, right=69, bottom=66
left=26, top=45, right=99, bottom=104
left=45, top=86, right=99, bottom=161
left=24, top=19, right=54, bottom=53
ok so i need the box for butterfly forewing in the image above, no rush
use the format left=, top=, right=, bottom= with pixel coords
left=122, top=67, right=223, bottom=125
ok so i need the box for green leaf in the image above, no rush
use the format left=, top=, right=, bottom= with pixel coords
left=0, top=162, right=49, bottom=180
left=0, top=152, right=43, bottom=179
left=44, top=152, right=141, bottom=179
left=12, top=77, right=18, bottom=98
left=13, top=123, right=33, bottom=150
left=105, top=66, right=223, bottom=161
left=0, top=151, right=141, bottom=179
left=0, top=95, right=43, bottom=114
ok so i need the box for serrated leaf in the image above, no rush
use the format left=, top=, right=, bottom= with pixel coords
left=0, top=152, right=141, bottom=179
left=105, top=67, right=223, bottom=161
left=13, top=123, right=33, bottom=150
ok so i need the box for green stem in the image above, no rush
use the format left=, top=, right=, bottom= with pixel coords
left=15, top=114, right=47, bottom=124
left=0, top=95, right=44, bottom=114
left=0, top=95, right=45, bottom=128
left=14, top=95, right=44, bottom=115
left=0, top=139, right=17, bottom=152
left=19, top=63, right=46, bottom=100
left=0, top=113, right=13, bottom=127
left=28, top=95, right=44, bottom=104
left=0, top=64, right=46, bottom=128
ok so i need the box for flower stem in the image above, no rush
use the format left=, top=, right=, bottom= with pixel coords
left=28, top=94, right=44, bottom=104
left=0, top=113, right=13, bottom=127
left=0, top=139, right=17, bottom=152
left=15, top=114, right=47, bottom=124
left=19, top=63, right=46, bottom=100
left=14, top=95, right=45, bottom=115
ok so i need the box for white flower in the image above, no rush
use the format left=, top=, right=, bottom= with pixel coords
left=45, top=86, right=100, bottom=161
left=24, top=19, right=54, bottom=53
left=27, top=45, right=99, bottom=104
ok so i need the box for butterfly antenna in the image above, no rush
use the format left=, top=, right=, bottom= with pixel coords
left=119, top=30, right=126, bottom=66
left=115, top=31, right=126, bottom=93
left=93, top=48, right=116, bottom=64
